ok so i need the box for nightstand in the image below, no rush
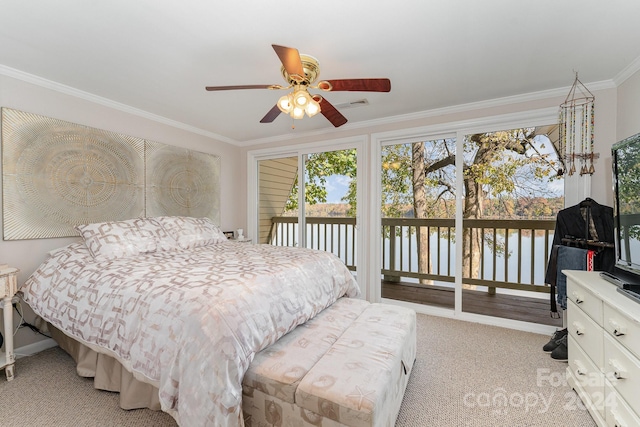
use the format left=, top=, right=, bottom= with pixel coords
left=0, top=265, right=19, bottom=381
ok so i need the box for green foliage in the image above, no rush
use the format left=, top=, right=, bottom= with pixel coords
left=285, top=127, right=562, bottom=224
left=615, top=138, right=640, bottom=239
left=285, top=149, right=358, bottom=216
left=381, top=144, right=413, bottom=217
left=463, top=128, right=560, bottom=200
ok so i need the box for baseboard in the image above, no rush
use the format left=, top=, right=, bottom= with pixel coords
left=14, top=338, right=57, bottom=359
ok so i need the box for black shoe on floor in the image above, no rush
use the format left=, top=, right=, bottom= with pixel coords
left=550, top=334, right=568, bottom=361
left=543, top=328, right=567, bottom=352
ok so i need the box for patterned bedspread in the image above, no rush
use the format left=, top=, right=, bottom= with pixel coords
left=21, top=241, right=360, bottom=426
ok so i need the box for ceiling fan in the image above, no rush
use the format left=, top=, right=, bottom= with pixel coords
left=205, top=44, right=391, bottom=128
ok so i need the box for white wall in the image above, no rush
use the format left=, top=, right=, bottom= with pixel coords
left=0, top=74, right=244, bottom=349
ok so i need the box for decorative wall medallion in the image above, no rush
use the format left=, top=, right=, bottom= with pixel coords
left=1, top=108, right=220, bottom=240
left=146, top=141, right=221, bottom=223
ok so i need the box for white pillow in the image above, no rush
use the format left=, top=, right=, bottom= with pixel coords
left=141, top=217, right=180, bottom=252
left=76, top=218, right=158, bottom=261
left=154, top=216, right=226, bottom=249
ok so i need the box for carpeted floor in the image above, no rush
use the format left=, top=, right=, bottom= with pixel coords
left=0, top=313, right=596, bottom=426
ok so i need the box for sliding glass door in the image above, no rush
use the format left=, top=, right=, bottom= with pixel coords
left=460, top=126, right=563, bottom=325
left=379, top=136, right=456, bottom=309
left=303, top=148, right=358, bottom=271
left=252, top=138, right=365, bottom=287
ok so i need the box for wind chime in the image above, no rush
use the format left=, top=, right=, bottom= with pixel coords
left=558, top=73, right=597, bottom=176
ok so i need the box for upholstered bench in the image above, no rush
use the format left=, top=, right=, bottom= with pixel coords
left=242, top=299, right=416, bottom=427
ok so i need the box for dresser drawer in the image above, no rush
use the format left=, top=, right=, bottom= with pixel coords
left=604, top=381, right=640, bottom=427
left=567, top=276, right=603, bottom=326
left=568, top=334, right=605, bottom=418
left=604, top=302, right=640, bottom=362
left=568, top=299, right=604, bottom=369
left=603, top=333, right=640, bottom=413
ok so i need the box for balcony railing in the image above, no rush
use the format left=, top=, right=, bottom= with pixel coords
left=269, top=216, right=357, bottom=270
left=269, top=216, right=556, bottom=294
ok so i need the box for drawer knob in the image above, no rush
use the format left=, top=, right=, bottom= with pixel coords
left=609, top=359, right=627, bottom=380
left=572, top=291, right=584, bottom=304
left=609, top=319, right=627, bottom=336
left=574, top=360, right=587, bottom=376
left=572, top=321, right=584, bottom=336
left=611, top=410, right=627, bottom=427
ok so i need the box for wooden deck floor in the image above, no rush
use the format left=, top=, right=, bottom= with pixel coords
left=382, top=281, right=563, bottom=327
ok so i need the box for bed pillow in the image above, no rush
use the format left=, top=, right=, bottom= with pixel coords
left=76, top=218, right=159, bottom=261
left=154, top=216, right=226, bottom=249
left=140, top=217, right=180, bottom=252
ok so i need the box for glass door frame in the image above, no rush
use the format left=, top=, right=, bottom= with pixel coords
left=371, top=107, right=564, bottom=323
left=247, top=135, right=370, bottom=297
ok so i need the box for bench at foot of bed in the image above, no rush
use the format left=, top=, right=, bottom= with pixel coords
left=242, top=299, right=416, bottom=427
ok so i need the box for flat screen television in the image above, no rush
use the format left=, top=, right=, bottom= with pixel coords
left=610, top=132, right=640, bottom=288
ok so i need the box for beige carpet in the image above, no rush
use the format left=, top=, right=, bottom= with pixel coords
left=0, top=314, right=596, bottom=427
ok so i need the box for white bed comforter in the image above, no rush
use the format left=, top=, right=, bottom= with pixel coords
left=21, top=241, right=360, bottom=426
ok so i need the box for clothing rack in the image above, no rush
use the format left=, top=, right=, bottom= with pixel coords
left=560, top=238, right=614, bottom=250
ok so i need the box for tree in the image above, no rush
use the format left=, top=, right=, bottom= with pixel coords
left=463, top=129, right=560, bottom=279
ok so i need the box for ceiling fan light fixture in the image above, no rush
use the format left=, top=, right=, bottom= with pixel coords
left=305, top=98, right=321, bottom=117
left=292, top=106, right=305, bottom=119
left=277, top=94, right=293, bottom=113
left=293, top=89, right=310, bottom=107
left=279, top=88, right=321, bottom=119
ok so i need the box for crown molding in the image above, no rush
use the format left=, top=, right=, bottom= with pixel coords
left=613, top=55, right=640, bottom=86
left=1, top=63, right=622, bottom=148
left=0, top=64, right=237, bottom=146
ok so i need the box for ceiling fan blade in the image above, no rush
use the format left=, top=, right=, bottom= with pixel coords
left=206, top=84, right=277, bottom=91
left=318, top=78, right=391, bottom=92
left=316, top=96, right=348, bottom=127
left=272, top=44, right=304, bottom=80
left=260, top=104, right=281, bottom=123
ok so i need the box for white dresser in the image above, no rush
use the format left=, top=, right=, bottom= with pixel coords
left=565, top=270, right=640, bottom=426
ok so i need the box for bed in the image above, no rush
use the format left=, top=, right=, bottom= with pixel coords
left=20, top=216, right=361, bottom=426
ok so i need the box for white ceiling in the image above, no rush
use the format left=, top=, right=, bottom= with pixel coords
left=2, top=0, right=640, bottom=145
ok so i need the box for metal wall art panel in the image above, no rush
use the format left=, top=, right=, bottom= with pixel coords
left=145, top=141, right=221, bottom=223
left=1, top=108, right=220, bottom=240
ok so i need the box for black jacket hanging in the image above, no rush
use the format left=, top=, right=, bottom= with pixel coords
left=544, top=198, right=615, bottom=313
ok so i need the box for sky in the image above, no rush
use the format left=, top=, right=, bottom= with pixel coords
left=325, top=175, right=350, bottom=203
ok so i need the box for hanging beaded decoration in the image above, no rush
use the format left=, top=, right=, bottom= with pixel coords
left=558, top=72, right=597, bottom=176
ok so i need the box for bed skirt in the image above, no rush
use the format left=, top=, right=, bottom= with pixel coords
left=49, top=324, right=162, bottom=411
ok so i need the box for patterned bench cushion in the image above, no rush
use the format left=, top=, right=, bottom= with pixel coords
left=243, top=297, right=370, bottom=404
left=295, top=304, right=416, bottom=427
